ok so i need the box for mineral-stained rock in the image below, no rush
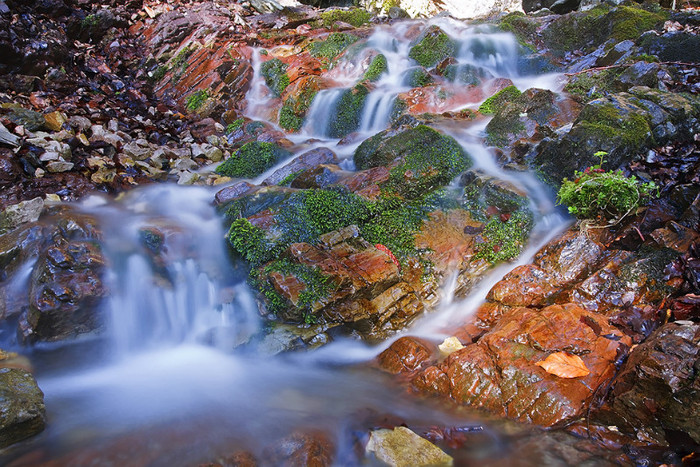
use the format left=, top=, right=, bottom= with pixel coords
left=413, top=303, right=632, bottom=427
left=376, top=336, right=434, bottom=375
left=595, top=322, right=700, bottom=445
left=0, top=366, right=46, bottom=448
left=366, top=426, right=453, bottom=467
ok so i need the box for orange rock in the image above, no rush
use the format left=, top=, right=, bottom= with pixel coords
left=376, top=336, right=434, bottom=375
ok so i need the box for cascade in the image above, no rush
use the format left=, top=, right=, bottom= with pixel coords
left=2, top=17, right=575, bottom=466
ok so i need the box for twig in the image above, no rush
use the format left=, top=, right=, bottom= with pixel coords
left=565, top=61, right=698, bottom=76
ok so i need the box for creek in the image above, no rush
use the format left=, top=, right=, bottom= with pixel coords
left=3, top=18, right=578, bottom=466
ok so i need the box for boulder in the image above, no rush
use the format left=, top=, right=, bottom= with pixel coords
left=595, top=322, right=700, bottom=445
left=408, top=26, right=456, bottom=69
left=413, top=303, right=632, bottom=427
left=366, top=426, right=453, bottom=467
left=0, top=366, right=46, bottom=448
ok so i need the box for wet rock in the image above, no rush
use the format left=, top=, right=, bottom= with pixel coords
left=257, top=322, right=331, bottom=356
left=262, top=430, right=335, bottom=467
left=413, top=304, right=632, bottom=427
left=328, top=84, right=369, bottom=138
left=7, top=108, right=46, bottom=132
left=0, top=197, right=44, bottom=234
left=376, top=336, right=434, bottom=375
left=595, top=322, right=700, bottom=445
left=0, top=366, right=46, bottom=448
left=0, top=122, right=20, bottom=147
left=215, top=142, right=292, bottom=179
left=639, top=31, right=700, bottom=63
left=366, top=426, right=453, bottom=467
left=263, top=147, right=338, bottom=186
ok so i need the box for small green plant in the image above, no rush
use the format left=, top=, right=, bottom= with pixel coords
left=260, top=58, right=290, bottom=97
left=474, top=211, right=533, bottom=263
left=186, top=90, right=209, bottom=111
left=81, top=14, right=99, bottom=29
left=150, top=65, right=168, bottom=82
left=363, top=54, right=388, bottom=82
left=556, top=151, right=657, bottom=222
left=309, top=33, right=359, bottom=61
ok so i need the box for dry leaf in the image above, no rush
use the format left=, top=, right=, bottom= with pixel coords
left=535, top=352, right=590, bottom=378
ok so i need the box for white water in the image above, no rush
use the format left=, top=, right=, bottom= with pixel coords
left=3, top=21, right=574, bottom=466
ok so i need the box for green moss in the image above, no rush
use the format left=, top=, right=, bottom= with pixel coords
left=320, top=8, right=372, bottom=28
left=478, top=85, right=521, bottom=115
left=278, top=170, right=302, bottom=186
left=226, top=118, right=245, bottom=134
left=363, top=54, right=388, bottom=82
left=618, top=246, right=679, bottom=295
left=408, top=26, right=456, bottom=68
left=563, top=69, right=621, bottom=103
left=577, top=103, right=652, bottom=148
left=279, top=105, right=304, bottom=132
left=265, top=258, right=336, bottom=310
left=474, top=211, right=533, bottom=263
left=185, top=90, right=209, bottom=111
left=405, top=67, right=433, bottom=87
left=171, top=46, right=194, bottom=72
left=498, top=12, right=538, bottom=48
left=328, top=84, right=369, bottom=138
left=260, top=58, right=290, bottom=97
left=215, top=142, right=291, bottom=178
left=609, top=6, right=669, bottom=42
left=309, top=33, right=359, bottom=61
left=149, top=65, right=167, bottom=82
left=279, top=80, right=319, bottom=132
left=485, top=104, right=526, bottom=148
left=227, top=218, right=278, bottom=266
left=81, top=14, right=99, bottom=29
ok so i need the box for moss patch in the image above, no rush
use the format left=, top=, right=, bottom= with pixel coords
left=260, top=58, right=290, bottom=97
left=564, top=69, right=622, bottom=103
left=363, top=54, right=388, bottom=82
left=328, top=84, right=369, bottom=138
left=474, top=211, right=533, bottom=263
left=215, top=142, right=292, bottom=178
left=185, top=90, right=209, bottom=111
left=309, top=32, right=359, bottom=61
left=408, top=26, right=456, bottom=68
left=478, top=85, right=521, bottom=115
left=320, top=8, right=372, bottom=28
left=405, top=67, right=433, bottom=88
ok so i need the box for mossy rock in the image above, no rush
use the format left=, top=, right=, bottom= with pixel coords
left=442, top=64, right=493, bottom=86
left=403, top=67, right=433, bottom=87
left=328, top=84, right=369, bottom=138
left=320, top=8, right=372, bottom=28
left=478, top=85, right=521, bottom=115
left=309, top=32, right=359, bottom=61
left=408, top=26, right=456, bottom=68
left=564, top=68, right=624, bottom=103
left=0, top=367, right=46, bottom=448
left=499, top=11, right=539, bottom=49
left=354, top=125, right=472, bottom=200
left=541, top=5, right=668, bottom=56
left=485, top=88, right=559, bottom=147
left=260, top=58, right=290, bottom=97
left=215, top=142, right=292, bottom=178
left=279, top=76, right=320, bottom=132
left=363, top=54, right=388, bottom=82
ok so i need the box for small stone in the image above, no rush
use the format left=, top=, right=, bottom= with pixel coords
left=177, top=171, right=200, bottom=185
left=438, top=336, right=464, bottom=356
left=202, top=145, right=223, bottom=162
left=39, top=151, right=60, bottom=162
left=366, top=426, right=453, bottom=467
left=0, top=197, right=44, bottom=233
left=45, top=194, right=61, bottom=202
left=46, top=161, right=74, bottom=173
left=0, top=122, right=20, bottom=147
left=44, top=111, right=67, bottom=132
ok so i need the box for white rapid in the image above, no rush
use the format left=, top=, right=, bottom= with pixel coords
left=2, top=19, right=574, bottom=466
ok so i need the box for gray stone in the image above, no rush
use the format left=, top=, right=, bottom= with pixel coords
left=0, top=366, right=46, bottom=448
left=0, top=198, right=44, bottom=234
left=0, top=122, right=20, bottom=147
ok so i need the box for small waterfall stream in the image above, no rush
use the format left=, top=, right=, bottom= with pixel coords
left=2, top=19, right=575, bottom=466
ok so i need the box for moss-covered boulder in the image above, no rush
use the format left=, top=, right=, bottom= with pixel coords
left=328, top=84, right=369, bottom=138
left=0, top=366, right=46, bottom=448
left=403, top=67, right=433, bottom=88
left=260, top=58, right=290, bottom=97
left=320, top=7, right=372, bottom=28
left=441, top=64, right=493, bottom=86
left=532, top=90, right=700, bottom=186
left=408, top=26, right=456, bottom=68
left=478, top=85, right=521, bottom=115
left=279, top=76, right=320, bottom=132
left=354, top=125, right=472, bottom=200
left=485, top=88, right=582, bottom=148
left=363, top=54, right=388, bottom=82
left=215, top=142, right=292, bottom=179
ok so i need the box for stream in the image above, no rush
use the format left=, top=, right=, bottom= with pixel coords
left=3, top=19, right=577, bottom=466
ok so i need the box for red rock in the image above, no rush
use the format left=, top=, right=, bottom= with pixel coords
left=487, top=264, right=558, bottom=307
left=376, top=336, right=434, bottom=375
left=262, top=430, right=334, bottom=467
left=413, top=304, right=632, bottom=427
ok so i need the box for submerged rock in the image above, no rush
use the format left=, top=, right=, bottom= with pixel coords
left=366, top=426, right=453, bottom=467
left=0, top=366, right=46, bottom=448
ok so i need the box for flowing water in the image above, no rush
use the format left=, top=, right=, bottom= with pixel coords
left=2, top=19, right=576, bottom=465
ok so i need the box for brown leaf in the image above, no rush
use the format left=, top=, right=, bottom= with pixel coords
left=535, top=352, right=590, bottom=379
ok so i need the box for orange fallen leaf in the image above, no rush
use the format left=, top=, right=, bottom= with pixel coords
left=535, top=352, right=590, bottom=378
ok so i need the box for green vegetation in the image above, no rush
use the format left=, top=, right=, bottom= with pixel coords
left=328, top=84, right=369, bottom=138
left=405, top=67, right=433, bottom=88
left=309, top=33, right=359, bottom=61
left=279, top=78, right=319, bottom=132
left=478, top=85, right=521, bottom=115
left=268, top=259, right=335, bottom=309
left=185, top=90, right=209, bottom=111
left=320, top=8, right=372, bottom=28
left=215, top=142, right=291, bottom=178
left=227, top=218, right=278, bottom=266
left=150, top=65, right=167, bottom=82
left=260, top=58, right=290, bottom=97
left=474, top=211, right=533, bottom=263
left=171, top=46, right=194, bottom=72
left=498, top=12, right=538, bottom=48
left=563, top=69, right=621, bottom=103
left=278, top=170, right=302, bottom=186
left=81, top=14, right=99, bottom=29
left=225, top=118, right=245, bottom=134
left=363, top=54, right=388, bottom=82
left=608, top=6, right=669, bottom=42
left=408, top=26, right=456, bottom=68
left=577, top=102, right=651, bottom=148
left=556, top=152, right=657, bottom=221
